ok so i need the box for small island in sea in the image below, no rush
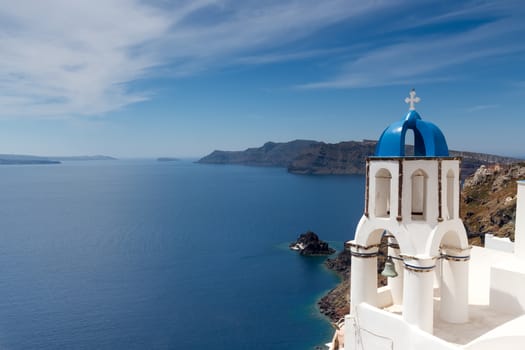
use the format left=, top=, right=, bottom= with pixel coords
left=157, top=157, right=180, bottom=162
left=289, top=231, right=335, bottom=256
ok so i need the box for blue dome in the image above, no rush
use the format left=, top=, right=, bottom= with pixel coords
left=375, top=110, right=449, bottom=157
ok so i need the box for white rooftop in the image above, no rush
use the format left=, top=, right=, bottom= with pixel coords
left=435, top=246, right=522, bottom=346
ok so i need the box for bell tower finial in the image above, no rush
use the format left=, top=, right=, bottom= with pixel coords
left=405, top=88, right=420, bottom=111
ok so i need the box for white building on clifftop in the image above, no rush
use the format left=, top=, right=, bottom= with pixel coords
left=329, top=90, right=525, bottom=350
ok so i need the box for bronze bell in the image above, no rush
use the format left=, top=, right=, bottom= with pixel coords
left=381, top=256, right=398, bottom=278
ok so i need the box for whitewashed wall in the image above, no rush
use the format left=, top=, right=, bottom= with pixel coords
left=344, top=303, right=458, bottom=350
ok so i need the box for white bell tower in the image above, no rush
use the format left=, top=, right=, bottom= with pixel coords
left=348, top=90, right=470, bottom=333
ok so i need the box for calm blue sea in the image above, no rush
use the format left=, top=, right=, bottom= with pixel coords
left=0, top=160, right=364, bottom=350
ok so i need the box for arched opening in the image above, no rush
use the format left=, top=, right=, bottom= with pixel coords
left=378, top=231, right=404, bottom=307
left=375, top=169, right=392, bottom=218
left=411, top=169, right=427, bottom=220
left=354, top=228, right=412, bottom=313
left=378, top=232, right=390, bottom=287
left=404, top=129, right=415, bottom=156
left=446, top=170, right=455, bottom=219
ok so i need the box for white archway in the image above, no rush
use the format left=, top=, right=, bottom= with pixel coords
left=375, top=168, right=392, bottom=218
left=411, top=169, right=428, bottom=220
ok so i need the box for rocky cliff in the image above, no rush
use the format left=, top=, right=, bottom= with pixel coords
left=199, top=140, right=522, bottom=179
left=461, top=162, right=525, bottom=242
left=288, top=141, right=376, bottom=175
left=198, top=140, right=321, bottom=167
left=318, top=250, right=351, bottom=322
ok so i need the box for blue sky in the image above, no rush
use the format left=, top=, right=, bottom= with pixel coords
left=0, top=0, right=524, bottom=158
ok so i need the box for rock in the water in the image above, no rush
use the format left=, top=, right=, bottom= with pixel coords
left=289, top=231, right=335, bottom=256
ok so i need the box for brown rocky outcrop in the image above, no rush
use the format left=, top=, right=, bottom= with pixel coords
left=461, top=162, right=525, bottom=241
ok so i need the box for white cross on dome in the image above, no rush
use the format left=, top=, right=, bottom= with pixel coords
left=405, top=88, right=420, bottom=110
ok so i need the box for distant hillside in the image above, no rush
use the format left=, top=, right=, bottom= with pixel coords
left=0, top=154, right=117, bottom=165
left=198, top=140, right=523, bottom=179
left=0, top=154, right=60, bottom=165
left=49, top=155, right=117, bottom=161
left=199, top=140, right=321, bottom=167
left=288, top=140, right=376, bottom=175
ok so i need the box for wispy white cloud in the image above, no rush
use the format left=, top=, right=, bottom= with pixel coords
left=157, top=0, right=395, bottom=75
left=466, top=104, right=498, bottom=113
left=1, top=0, right=524, bottom=117
left=0, top=0, right=175, bottom=117
left=234, top=48, right=347, bottom=66
left=0, top=0, right=394, bottom=118
left=299, top=2, right=525, bottom=89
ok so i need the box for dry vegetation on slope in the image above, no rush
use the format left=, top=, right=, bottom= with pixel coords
left=461, top=162, right=525, bottom=243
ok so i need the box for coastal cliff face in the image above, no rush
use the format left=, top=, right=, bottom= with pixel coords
left=287, top=141, right=376, bottom=175
left=198, top=140, right=321, bottom=167
left=199, top=140, right=522, bottom=179
left=319, top=250, right=351, bottom=321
